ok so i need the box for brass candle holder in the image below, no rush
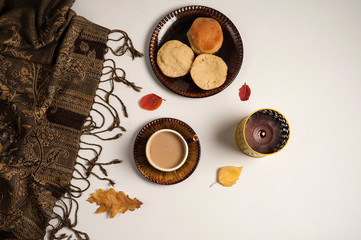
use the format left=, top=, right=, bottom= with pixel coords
left=235, top=108, right=290, bottom=158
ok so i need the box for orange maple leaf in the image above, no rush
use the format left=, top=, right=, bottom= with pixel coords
left=88, top=188, right=142, bottom=218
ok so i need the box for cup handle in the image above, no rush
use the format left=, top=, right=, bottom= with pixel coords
left=185, top=134, right=199, bottom=144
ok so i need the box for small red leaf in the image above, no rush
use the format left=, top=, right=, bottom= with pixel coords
left=140, top=94, right=163, bottom=111
left=239, top=83, right=251, bottom=101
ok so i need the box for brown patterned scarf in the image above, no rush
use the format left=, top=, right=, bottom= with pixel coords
left=0, top=0, right=141, bottom=239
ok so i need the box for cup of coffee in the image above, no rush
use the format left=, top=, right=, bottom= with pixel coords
left=145, top=129, right=189, bottom=172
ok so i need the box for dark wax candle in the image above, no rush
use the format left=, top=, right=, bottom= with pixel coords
left=244, top=110, right=288, bottom=154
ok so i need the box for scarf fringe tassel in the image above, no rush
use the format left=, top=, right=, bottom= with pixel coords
left=46, top=29, right=142, bottom=240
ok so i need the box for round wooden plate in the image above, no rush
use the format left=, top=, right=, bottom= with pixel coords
left=149, top=5, right=244, bottom=98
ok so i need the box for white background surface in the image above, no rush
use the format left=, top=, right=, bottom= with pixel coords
left=61, top=0, right=361, bottom=239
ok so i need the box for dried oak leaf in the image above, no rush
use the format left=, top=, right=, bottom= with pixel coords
left=239, top=82, right=251, bottom=101
left=140, top=93, right=164, bottom=110
left=218, top=166, right=243, bottom=187
left=88, top=188, right=142, bottom=218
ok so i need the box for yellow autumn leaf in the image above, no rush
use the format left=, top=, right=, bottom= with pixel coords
left=88, top=188, right=142, bottom=218
left=218, top=166, right=243, bottom=187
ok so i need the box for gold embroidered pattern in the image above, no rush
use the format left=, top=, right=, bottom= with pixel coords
left=0, top=1, right=142, bottom=239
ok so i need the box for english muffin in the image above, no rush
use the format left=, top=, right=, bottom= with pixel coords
left=190, top=54, right=228, bottom=90
left=156, top=40, right=194, bottom=78
left=187, top=17, right=223, bottom=54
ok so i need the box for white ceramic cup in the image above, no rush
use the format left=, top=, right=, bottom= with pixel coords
left=145, top=129, right=189, bottom=172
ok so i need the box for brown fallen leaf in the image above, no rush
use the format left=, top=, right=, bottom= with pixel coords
left=217, top=166, right=243, bottom=187
left=88, top=188, right=142, bottom=218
